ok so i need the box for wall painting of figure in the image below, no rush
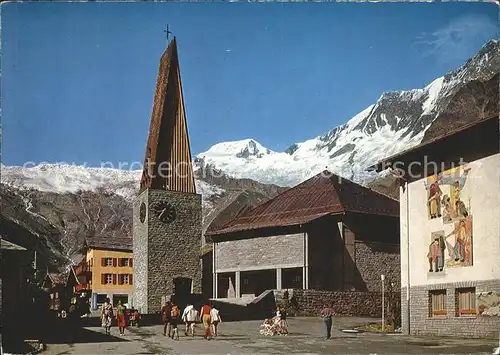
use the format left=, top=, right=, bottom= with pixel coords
left=427, top=231, right=446, bottom=273
left=444, top=216, right=473, bottom=268
left=425, top=166, right=471, bottom=223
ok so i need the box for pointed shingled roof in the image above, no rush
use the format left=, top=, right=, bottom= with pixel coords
left=140, top=37, right=196, bottom=194
left=205, top=170, right=398, bottom=238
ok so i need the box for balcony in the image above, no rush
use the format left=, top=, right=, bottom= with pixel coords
left=75, top=283, right=92, bottom=292
left=74, top=263, right=91, bottom=276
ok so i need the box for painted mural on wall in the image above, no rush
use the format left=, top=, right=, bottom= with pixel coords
left=425, top=166, right=471, bottom=222
left=477, top=291, right=500, bottom=317
left=425, top=166, right=473, bottom=273
left=426, top=216, right=473, bottom=272
left=427, top=231, right=446, bottom=272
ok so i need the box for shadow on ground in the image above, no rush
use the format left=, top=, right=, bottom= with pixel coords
left=42, top=325, right=129, bottom=344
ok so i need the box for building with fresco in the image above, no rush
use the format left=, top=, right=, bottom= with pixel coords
left=371, top=115, right=500, bottom=338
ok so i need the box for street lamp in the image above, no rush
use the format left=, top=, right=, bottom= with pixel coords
left=381, top=274, right=385, bottom=331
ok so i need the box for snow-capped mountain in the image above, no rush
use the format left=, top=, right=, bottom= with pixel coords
left=195, top=40, right=500, bottom=187
left=0, top=40, right=497, bottom=271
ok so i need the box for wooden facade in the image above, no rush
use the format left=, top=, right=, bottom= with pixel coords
left=140, top=37, right=196, bottom=194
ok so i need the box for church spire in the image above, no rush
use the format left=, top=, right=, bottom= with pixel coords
left=140, top=37, right=196, bottom=194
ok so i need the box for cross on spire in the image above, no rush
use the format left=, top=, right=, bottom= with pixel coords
left=164, top=25, right=173, bottom=47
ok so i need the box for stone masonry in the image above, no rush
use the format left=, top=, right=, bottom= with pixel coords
left=402, top=279, right=500, bottom=338
left=133, top=188, right=202, bottom=314
left=292, top=289, right=400, bottom=318
left=215, top=233, right=304, bottom=272
left=355, top=241, right=400, bottom=291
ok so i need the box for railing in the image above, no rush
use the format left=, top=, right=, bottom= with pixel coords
left=75, top=283, right=91, bottom=292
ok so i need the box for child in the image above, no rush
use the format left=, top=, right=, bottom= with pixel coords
left=170, top=303, right=181, bottom=340
left=210, top=305, right=222, bottom=337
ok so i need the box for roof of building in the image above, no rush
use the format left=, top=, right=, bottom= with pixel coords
left=47, top=270, right=71, bottom=285
left=368, top=115, right=497, bottom=172
left=1, top=238, right=27, bottom=251
left=84, top=236, right=133, bottom=252
left=206, top=170, right=399, bottom=237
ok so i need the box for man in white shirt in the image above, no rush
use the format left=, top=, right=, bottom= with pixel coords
left=182, top=304, right=199, bottom=337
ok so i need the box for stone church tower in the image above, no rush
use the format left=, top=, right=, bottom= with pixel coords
left=133, top=38, right=202, bottom=314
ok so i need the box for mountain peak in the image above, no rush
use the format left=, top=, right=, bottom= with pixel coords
left=199, top=138, right=273, bottom=159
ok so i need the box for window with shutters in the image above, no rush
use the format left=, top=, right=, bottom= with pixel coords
left=119, top=274, right=129, bottom=284
left=105, top=258, right=113, bottom=266
left=456, top=288, right=476, bottom=316
left=103, top=273, right=113, bottom=284
left=120, top=258, right=129, bottom=267
left=429, top=290, right=447, bottom=317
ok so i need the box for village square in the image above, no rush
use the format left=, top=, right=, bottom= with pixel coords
left=1, top=2, right=499, bottom=355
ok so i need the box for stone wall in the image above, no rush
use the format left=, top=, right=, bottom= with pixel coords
left=403, top=279, right=500, bottom=338
left=215, top=233, right=304, bottom=272
left=133, top=189, right=202, bottom=314
left=292, top=289, right=399, bottom=318
left=355, top=241, right=400, bottom=292
left=132, top=190, right=149, bottom=313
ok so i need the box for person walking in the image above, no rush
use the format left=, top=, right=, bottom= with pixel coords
left=161, top=301, right=173, bottom=337
left=210, top=305, right=222, bottom=337
left=101, top=298, right=113, bottom=335
left=182, top=303, right=199, bottom=337
left=320, top=306, right=334, bottom=340
left=169, top=302, right=181, bottom=340
left=200, top=301, right=212, bottom=340
left=116, top=300, right=127, bottom=336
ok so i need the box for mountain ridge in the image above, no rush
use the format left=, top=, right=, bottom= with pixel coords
left=1, top=39, right=498, bottom=271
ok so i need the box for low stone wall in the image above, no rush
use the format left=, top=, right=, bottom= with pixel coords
left=291, top=289, right=400, bottom=318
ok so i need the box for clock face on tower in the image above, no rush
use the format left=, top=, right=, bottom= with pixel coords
left=150, top=200, right=176, bottom=224
left=139, top=202, right=147, bottom=223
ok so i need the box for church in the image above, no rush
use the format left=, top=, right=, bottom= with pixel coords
left=132, top=37, right=202, bottom=314
left=205, top=170, right=400, bottom=300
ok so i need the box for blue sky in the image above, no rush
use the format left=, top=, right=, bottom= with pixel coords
left=2, top=2, right=498, bottom=167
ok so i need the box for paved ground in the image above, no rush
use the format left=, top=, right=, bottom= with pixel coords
left=44, top=317, right=498, bottom=354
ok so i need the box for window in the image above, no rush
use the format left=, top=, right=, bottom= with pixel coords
left=119, top=258, right=132, bottom=267
left=429, top=290, right=447, bottom=316
left=120, top=274, right=129, bottom=284
left=103, top=273, right=113, bottom=284
left=105, top=258, right=113, bottom=266
left=456, top=288, right=476, bottom=316
left=293, top=275, right=301, bottom=283
left=118, top=274, right=133, bottom=285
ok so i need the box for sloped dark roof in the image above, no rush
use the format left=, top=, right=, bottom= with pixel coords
left=1, top=238, right=27, bottom=251
left=48, top=270, right=70, bottom=285
left=84, top=236, right=132, bottom=252
left=206, top=170, right=398, bottom=237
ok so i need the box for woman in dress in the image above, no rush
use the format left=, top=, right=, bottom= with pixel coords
left=101, top=298, right=113, bottom=335
left=116, top=300, right=127, bottom=335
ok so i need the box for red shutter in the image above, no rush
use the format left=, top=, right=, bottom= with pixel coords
left=113, top=258, right=117, bottom=267
left=112, top=274, right=117, bottom=285
left=129, top=274, right=133, bottom=285
left=129, top=258, right=133, bottom=267
left=101, top=258, right=106, bottom=267
left=118, top=274, right=123, bottom=285
left=118, top=258, right=122, bottom=267
left=101, top=274, right=105, bottom=285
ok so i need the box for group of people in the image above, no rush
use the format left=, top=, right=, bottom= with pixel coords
left=161, top=300, right=221, bottom=340
left=259, top=308, right=288, bottom=336
left=101, top=298, right=141, bottom=336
